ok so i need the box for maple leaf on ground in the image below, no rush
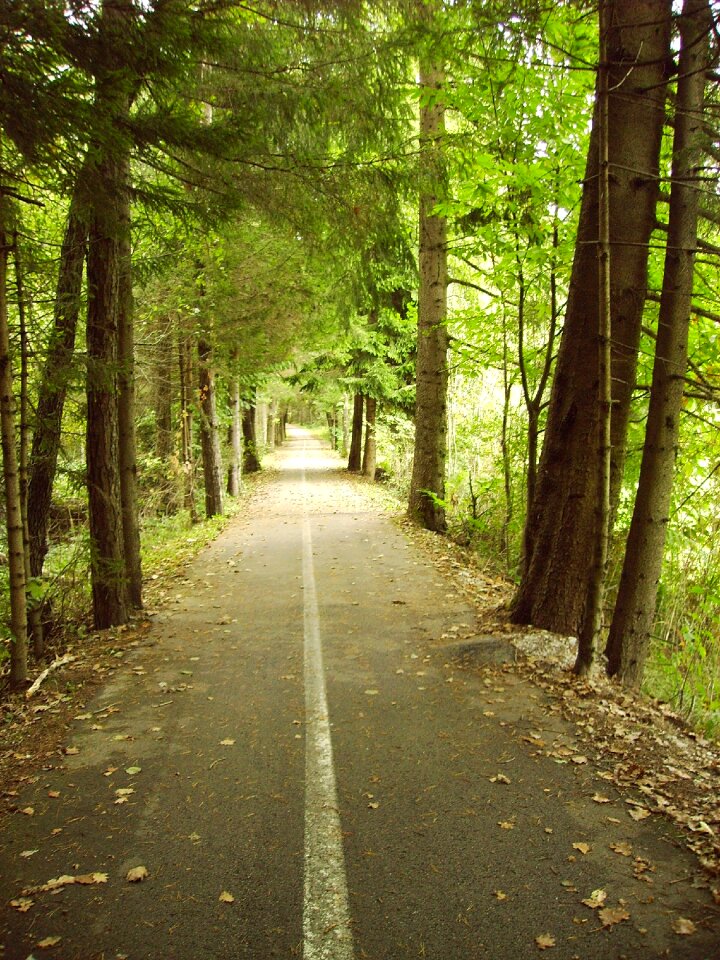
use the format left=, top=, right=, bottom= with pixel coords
left=572, top=842, right=590, bottom=855
left=610, top=841, right=633, bottom=857
left=219, top=891, right=235, bottom=903
left=599, top=906, right=630, bottom=927
left=535, top=933, right=556, bottom=949
left=581, top=889, right=607, bottom=909
left=672, top=917, right=696, bottom=935
left=126, top=865, right=149, bottom=883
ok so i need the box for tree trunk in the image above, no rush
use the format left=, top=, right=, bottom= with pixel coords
left=606, top=0, right=711, bottom=686
left=227, top=376, right=241, bottom=496
left=575, top=0, right=613, bottom=676
left=154, top=318, right=174, bottom=461
left=362, top=396, right=377, bottom=479
left=347, top=393, right=363, bottom=471
left=242, top=399, right=261, bottom=473
left=117, top=173, right=142, bottom=610
left=408, top=52, right=448, bottom=532
left=179, top=335, right=199, bottom=522
left=267, top=400, right=277, bottom=448
left=197, top=337, right=224, bottom=517
left=27, top=182, right=87, bottom=579
left=12, top=230, right=44, bottom=656
left=255, top=400, right=268, bottom=448
left=511, top=0, right=672, bottom=634
left=0, top=190, right=28, bottom=686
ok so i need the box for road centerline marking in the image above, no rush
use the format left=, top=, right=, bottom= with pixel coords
left=301, top=447, right=354, bottom=960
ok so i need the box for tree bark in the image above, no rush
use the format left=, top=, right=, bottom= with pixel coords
left=197, top=337, right=224, bottom=517
left=511, top=0, right=672, bottom=634
left=12, top=230, right=44, bottom=656
left=27, top=182, right=87, bottom=579
left=267, top=400, right=277, bottom=449
left=0, top=190, right=28, bottom=686
left=178, top=335, right=199, bottom=522
left=347, top=393, right=363, bottom=471
left=362, top=396, right=377, bottom=479
left=117, top=170, right=142, bottom=610
left=575, top=0, right=613, bottom=675
left=242, top=398, right=261, bottom=473
left=154, top=317, right=174, bottom=461
left=227, top=375, right=242, bottom=496
left=408, top=52, right=448, bottom=532
left=606, top=0, right=711, bottom=685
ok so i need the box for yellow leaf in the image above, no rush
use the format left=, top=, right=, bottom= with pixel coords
left=37, top=937, right=61, bottom=949
left=219, top=891, right=235, bottom=903
left=581, top=889, right=607, bottom=909
left=20, top=807, right=35, bottom=816
left=10, top=898, right=33, bottom=912
left=75, top=873, right=107, bottom=885
left=628, top=807, right=651, bottom=822
left=126, top=865, right=149, bottom=883
left=610, top=842, right=633, bottom=857
left=572, top=842, right=590, bottom=855
left=219, top=738, right=236, bottom=746
left=498, top=821, right=515, bottom=830
left=494, top=890, right=507, bottom=901
left=672, top=917, right=696, bottom=936
left=592, top=793, right=611, bottom=804
left=535, top=933, right=556, bottom=949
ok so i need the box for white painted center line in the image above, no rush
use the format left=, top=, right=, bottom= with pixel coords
left=302, top=451, right=354, bottom=960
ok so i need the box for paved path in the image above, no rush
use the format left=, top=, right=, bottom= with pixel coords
left=1, top=429, right=718, bottom=959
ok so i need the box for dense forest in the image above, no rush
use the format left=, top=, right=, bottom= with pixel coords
left=1, top=0, right=719, bottom=733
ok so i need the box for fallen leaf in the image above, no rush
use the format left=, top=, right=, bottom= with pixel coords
left=20, top=807, right=35, bottom=816
left=494, top=890, right=508, bottom=900
left=37, top=936, right=61, bottom=949
left=115, top=788, right=134, bottom=797
left=490, top=774, right=511, bottom=785
left=610, top=842, right=633, bottom=857
left=75, top=873, right=107, bottom=885
left=126, top=865, right=149, bottom=883
left=125, top=766, right=142, bottom=776
left=599, top=906, right=630, bottom=927
left=672, top=917, right=696, bottom=936
left=581, top=889, right=607, bottom=909
left=572, top=842, right=591, bottom=855
left=364, top=690, right=379, bottom=696
left=63, top=746, right=80, bottom=756
left=47, top=791, right=60, bottom=799
left=570, top=755, right=588, bottom=765
left=219, top=739, right=236, bottom=746
left=628, top=807, right=651, bottom=822
left=535, top=933, right=555, bottom=949
left=219, top=890, right=235, bottom=903
left=498, top=821, right=515, bottom=830
left=368, top=802, right=380, bottom=810
left=10, top=898, right=33, bottom=912
left=592, top=793, right=611, bottom=804
left=20, top=849, right=39, bottom=858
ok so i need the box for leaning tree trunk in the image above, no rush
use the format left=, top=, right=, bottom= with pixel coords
left=197, top=338, right=224, bottom=517
left=27, top=180, right=87, bottom=579
left=408, top=51, right=449, bottom=532
left=511, top=0, right=672, bottom=635
left=0, top=190, right=28, bottom=686
left=347, top=393, right=363, bottom=471
left=242, top=399, right=261, bottom=473
left=605, top=0, right=711, bottom=687
left=362, top=396, right=377, bottom=479
left=117, top=173, right=142, bottom=610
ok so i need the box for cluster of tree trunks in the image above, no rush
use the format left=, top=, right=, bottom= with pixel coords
left=346, top=393, right=378, bottom=479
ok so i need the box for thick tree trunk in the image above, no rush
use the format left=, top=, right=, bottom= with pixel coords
left=511, top=0, right=671, bottom=634
left=27, top=185, right=87, bottom=579
left=197, top=338, right=224, bottom=517
left=347, top=393, right=363, bottom=471
left=242, top=400, right=261, bottom=473
left=227, top=376, right=241, bottom=496
left=86, top=190, right=127, bottom=629
left=408, top=55, right=448, bottom=532
left=0, top=192, right=28, bottom=686
left=362, top=396, right=377, bottom=479
left=117, top=177, right=142, bottom=610
left=575, top=0, right=613, bottom=675
left=179, top=336, right=199, bottom=522
left=606, top=0, right=711, bottom=686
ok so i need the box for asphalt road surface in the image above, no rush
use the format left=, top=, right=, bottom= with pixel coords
left=1, top=429, right=718, bottom=959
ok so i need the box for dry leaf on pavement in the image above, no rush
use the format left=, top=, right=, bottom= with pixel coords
left=535, top=933, right=556, bottom=949
left=672, top=917, right=696, bottom=935
left=126, top=865, right=149, bottom=882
